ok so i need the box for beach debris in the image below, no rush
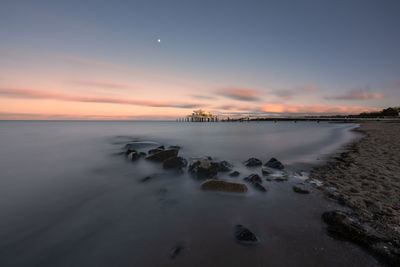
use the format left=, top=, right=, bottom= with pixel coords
left=200, top=179, right=248, bottom=193
left=189, top=158, right=219, bottom=179
left=217, top=160, right=233, bottom=172
left=264, top=157, right=285, bottom=170
left=244, top=174, right=267, bottom=192
left=229, top=171, right=240, bottom=177
left=163, top=156, right=188, bottom=169
left=170, top=244, right=184, bottom=259
left=234, top=224, right=259, bottom=245
left=146, top=149, right=179, bottom=162
left=293, top=185, right=310, bottom=194
left=244, top=157, right=262, bottom=167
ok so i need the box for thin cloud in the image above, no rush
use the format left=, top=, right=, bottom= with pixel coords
left=217, top=88, right=260, bottom=101
left=299, top=84, right=321, bottom=92
left=260, top=104, right=378, bottom=115
left=190, top=94, right=217, bottom=100
left=271, top=89, right=295, bottom=99
left=326, top=88, right=384, bottom=100
left=74, top=80, right=131, bottom=89
left=0, top=112, right=181, bottom=120
left=0, top=88, right=203, bottom=109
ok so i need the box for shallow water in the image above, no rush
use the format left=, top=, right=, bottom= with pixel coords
left=0, top=121, right=381, bottom=266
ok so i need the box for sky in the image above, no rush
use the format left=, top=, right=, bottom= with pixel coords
left=0, top=0, right=399, bottom=120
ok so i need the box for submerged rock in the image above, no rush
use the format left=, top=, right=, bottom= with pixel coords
left=125, top=141, right=159, bottom=151
left=163, top=156, right=188, bottom=169
left=170, top=244, right=184, bottom=259
left=264, top=157, right=284, bottom=170
left=243, top=174, right=267, bottom=192
left=293, top=185, right=310, bottom=194
left=244, top=158, right=262, bottom=167
left=243, top=174, right=262, bottom=184
left=146, top=149, right=179, bottom=162
left=229, top=171, right=240, bottom=177
left=234, top=224, right=259, bottom=245
left=261, top=167, right=272, bottom=176
left=200, top=179, right=248, bottom=193
left=148, top=148, right=164, bottom=155
left=189, top=159, right=219, bottom=179
left=127, top=151, right=140, bottom=161
left=217, top=160, right=233, bottom=172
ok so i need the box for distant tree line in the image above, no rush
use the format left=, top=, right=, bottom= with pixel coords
left=350, top=107, right=400, bottom=118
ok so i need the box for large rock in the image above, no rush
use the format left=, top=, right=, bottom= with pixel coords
left=200, top=179, right=248, bottom=193
left=146, top=149, right=179, bottom=162
left=244, top=158, right=262, bottom=167
left=261, top=167, right=272, bottom=176
left=189, top=159, right=219, bottom=179
left=163, top=156, right=188, bottom=169
left=264, top=157, right=284, bottom=170
left=234, top=224, right=259, bottom=245
left=322, top=210, right=384, bottom=246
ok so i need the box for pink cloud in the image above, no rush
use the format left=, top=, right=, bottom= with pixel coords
left=0, top=112, right=180, bottom=120
left=217, top=88, right=260, bottom=101
left=0, top=88, right=203, bottom=109
left=74, top=80, right=131, bottom=89
left=260, top=104, right=378, bottom=115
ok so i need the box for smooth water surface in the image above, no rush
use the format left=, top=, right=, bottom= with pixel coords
left=0, top=121, right=380, bottom=267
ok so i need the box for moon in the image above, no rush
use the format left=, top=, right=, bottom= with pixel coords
left=157, top=39, right=161, bottom=43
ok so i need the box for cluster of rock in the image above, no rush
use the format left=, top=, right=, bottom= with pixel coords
left=322, top=210, right=400, bottom=265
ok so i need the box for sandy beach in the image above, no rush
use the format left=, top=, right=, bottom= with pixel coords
left=310, top=121, right=400, bottom=265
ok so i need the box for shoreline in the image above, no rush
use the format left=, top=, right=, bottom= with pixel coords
left=309, top=121, right=400, bottom=265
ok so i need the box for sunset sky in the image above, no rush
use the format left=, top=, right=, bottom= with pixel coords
left=1, top=0, right=399, bottom=120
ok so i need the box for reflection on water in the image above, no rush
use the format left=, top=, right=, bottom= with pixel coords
left=0, top=121, right=378, bottom=266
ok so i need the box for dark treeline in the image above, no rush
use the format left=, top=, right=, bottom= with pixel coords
left=350, top=107, right=400, bottom=118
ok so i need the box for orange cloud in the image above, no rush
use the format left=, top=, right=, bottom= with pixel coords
left=0, top=88, right=203, bottom=109
left=326, top=89, right=384, bottom=100
left=260, top=104, right=378, bottom=114
left=217, top=88, right=260, bottom=101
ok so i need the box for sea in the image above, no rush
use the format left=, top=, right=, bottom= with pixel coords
left=0, top=121, right=381, bottom=266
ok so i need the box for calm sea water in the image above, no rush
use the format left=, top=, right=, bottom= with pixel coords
left=0, top=121, right=380, bottom=266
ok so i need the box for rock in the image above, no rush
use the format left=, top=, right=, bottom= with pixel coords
left=243, top=174, right=262, bottom=184
left=127, top=151, right=140, bottom=161
left=189, top=159, right=219, bottom=179
left=163, top=156, right=188, bottom=169
left=217, top=160, right=233, bottom=172
left=146, top=149, right=179, bottom=162
left=234, top=224, right=259, bottom=245
left=293, top=185, right=310, bottom=194
left=244, top=158, right=262, bottom=167
left=264, top=157, right=284, bottom=170
left=139, top=152, right=147, bottom=156
left=170, top=244, right=184, bottom=259
left=140, top=176, right=152, bottom=182
left=157, top=145, right=165, bottom=150
left=200, top=179, right=248, bottom=193
left=125, top=141, right=159, bottom=150
left=322, top=210, right=384, bottom=246
left=243, top=174, right=267, bottom=192
left=148, top=148, right=164, bottom=155
left=169, top=145, right=181, bottom=150
left=261, top=167, right=272, bottom=176
left=273, top=176, right=288, bottom=182
left=229, top=171, right=240, bottom=177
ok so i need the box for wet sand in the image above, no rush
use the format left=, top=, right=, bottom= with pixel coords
left=310, top=121, right=400, bottom=264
